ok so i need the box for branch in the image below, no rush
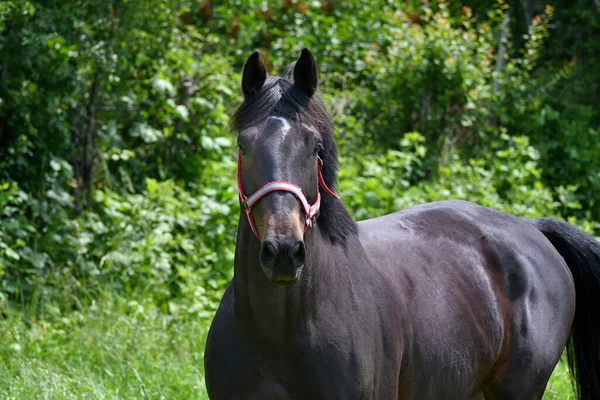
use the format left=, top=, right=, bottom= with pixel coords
left=493, top=11, right=510, bottom=93
left=332, top=74, right=348, bottom=117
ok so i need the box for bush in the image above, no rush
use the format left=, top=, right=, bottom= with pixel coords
left=1, top=0, right=599, bottom=308
left=339, top=131, right=571, bottom=221
left=1, top=157, right=237, bottom=311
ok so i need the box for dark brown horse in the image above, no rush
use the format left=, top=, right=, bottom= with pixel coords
left=204, top=49, right=600, bottom=400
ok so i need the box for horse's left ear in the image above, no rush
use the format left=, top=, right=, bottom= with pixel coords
left=294, top=48, right=318, bottom=98
left=242, top=52, right=267, bottom=98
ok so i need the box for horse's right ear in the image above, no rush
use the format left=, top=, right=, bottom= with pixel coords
left=241, top=52, right=267, bottom=98
left=293, top=48, right=318, bottom=98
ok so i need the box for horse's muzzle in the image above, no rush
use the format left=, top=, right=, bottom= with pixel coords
left=259, top=238, right=306, bottom=285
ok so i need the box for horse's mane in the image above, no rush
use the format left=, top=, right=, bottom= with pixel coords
left=231, top=72, right=357, bottom=245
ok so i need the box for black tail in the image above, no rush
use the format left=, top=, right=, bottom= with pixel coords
left=532, top=218, right=600, bottom=400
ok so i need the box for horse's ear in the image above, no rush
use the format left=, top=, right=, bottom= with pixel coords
left=242, top=52, right=267, bottom=98
left=293, top=48, right=318, bottom=98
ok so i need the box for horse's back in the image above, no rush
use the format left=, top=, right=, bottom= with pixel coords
left=357, top=200, right=575, bottom=398
left=357, top=200, right=574, bottom=300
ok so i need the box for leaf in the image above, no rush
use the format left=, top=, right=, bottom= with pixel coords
left=130, top=123, right=163, bottom=143
left=175, top=105, right=189, bottom=120
left=151, top=76, right=176, bottom=96
left=5, top=248, right=20, bottom=261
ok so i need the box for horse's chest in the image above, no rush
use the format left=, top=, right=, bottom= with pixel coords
left=252, top=341, right=375, bottom=399
left=207, top=305, right=386, bottom=399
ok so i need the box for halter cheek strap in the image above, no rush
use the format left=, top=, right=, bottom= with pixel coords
left=236, top=149, right=340, bottom=240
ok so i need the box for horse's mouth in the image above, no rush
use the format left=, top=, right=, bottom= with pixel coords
left=267, top=277, right=298, bottom=287
left=263, top=266, right=303, bottom=286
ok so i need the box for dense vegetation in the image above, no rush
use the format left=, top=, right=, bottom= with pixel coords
left=1, top=0, right=598, bottom=397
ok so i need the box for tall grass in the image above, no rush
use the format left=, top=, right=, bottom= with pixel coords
left=0, top=295, right=210, bottom=399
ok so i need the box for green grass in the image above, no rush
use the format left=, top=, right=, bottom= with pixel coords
left=544, top=358, right=577, bottom=400
left=0, top=296, right=210, bottom=399
left=0, top=296, right=576, bottom=399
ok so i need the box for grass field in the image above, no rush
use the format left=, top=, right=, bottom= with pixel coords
left=0, top=295, right=575, bottom=399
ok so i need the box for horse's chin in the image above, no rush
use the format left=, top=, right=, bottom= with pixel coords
left=262, top=265, right=303, bottom=286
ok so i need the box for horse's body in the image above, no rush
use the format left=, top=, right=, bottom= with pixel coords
left=205, top=50, right=600, bottom=400
left=359, top=201, right=574, bottom=399
left=206, top=201, right=574, bottom=399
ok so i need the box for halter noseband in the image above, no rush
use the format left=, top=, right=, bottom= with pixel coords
left=236, top=149, right=340, bottom=240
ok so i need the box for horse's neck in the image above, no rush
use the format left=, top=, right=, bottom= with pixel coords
left=232, top=216, right=335, bottom=348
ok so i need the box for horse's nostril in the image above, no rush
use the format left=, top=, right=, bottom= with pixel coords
left=260, top=240, right=278, bottom=269
left=260, top=239, right=305, bottom=272
left=289, top=241, right=306, bottom=269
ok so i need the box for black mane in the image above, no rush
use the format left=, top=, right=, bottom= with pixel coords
left=231, top=74, right=357, bottom=244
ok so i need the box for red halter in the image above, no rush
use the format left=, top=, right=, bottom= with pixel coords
left=236, top=149, right=340, bottom=240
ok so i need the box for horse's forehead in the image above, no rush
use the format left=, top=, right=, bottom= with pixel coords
left=239, top=117, right=293, bottom=139
left=262, top=116, right=319, bottom=140
left=256, top=116, right=304, bottom=146
left=239, top=116, right=319, bottom=150
left=265, top=116, right=292, bottom=139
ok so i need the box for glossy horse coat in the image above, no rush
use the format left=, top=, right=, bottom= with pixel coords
left=204, top=50, right=600, bottom=400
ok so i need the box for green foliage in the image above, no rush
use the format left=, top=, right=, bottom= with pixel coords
left=0, top=0, right=598, bottom=310
left=1, top=167, right=237, bottom=312
left=1, top=0, right=241, bottom=307
left=86, top=172, right=237, bottom=307
left=339, top=132, right=571, bottom=221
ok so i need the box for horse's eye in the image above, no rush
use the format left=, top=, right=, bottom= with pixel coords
left=238, top=142, right=248, bottom=155
left=312, top=143, right=323, bottom=157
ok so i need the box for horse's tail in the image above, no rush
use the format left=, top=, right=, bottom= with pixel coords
left=531, top=218, right=600, bottom=400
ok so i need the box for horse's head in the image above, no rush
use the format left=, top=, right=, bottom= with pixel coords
left=233, top=49, right=339, bottom=285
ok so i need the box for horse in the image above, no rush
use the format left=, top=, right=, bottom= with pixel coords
left=204, top=49, right=600, bottom=400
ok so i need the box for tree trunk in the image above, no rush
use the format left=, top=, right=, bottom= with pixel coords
left=73, top=73, right=101, bottom=212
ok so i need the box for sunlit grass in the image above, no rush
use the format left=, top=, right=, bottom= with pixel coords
left=0, top=296, right=210, bottom=399
left=544, top=357, right=576, bottom=400
left=0, top=296, right=576, bottom=399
